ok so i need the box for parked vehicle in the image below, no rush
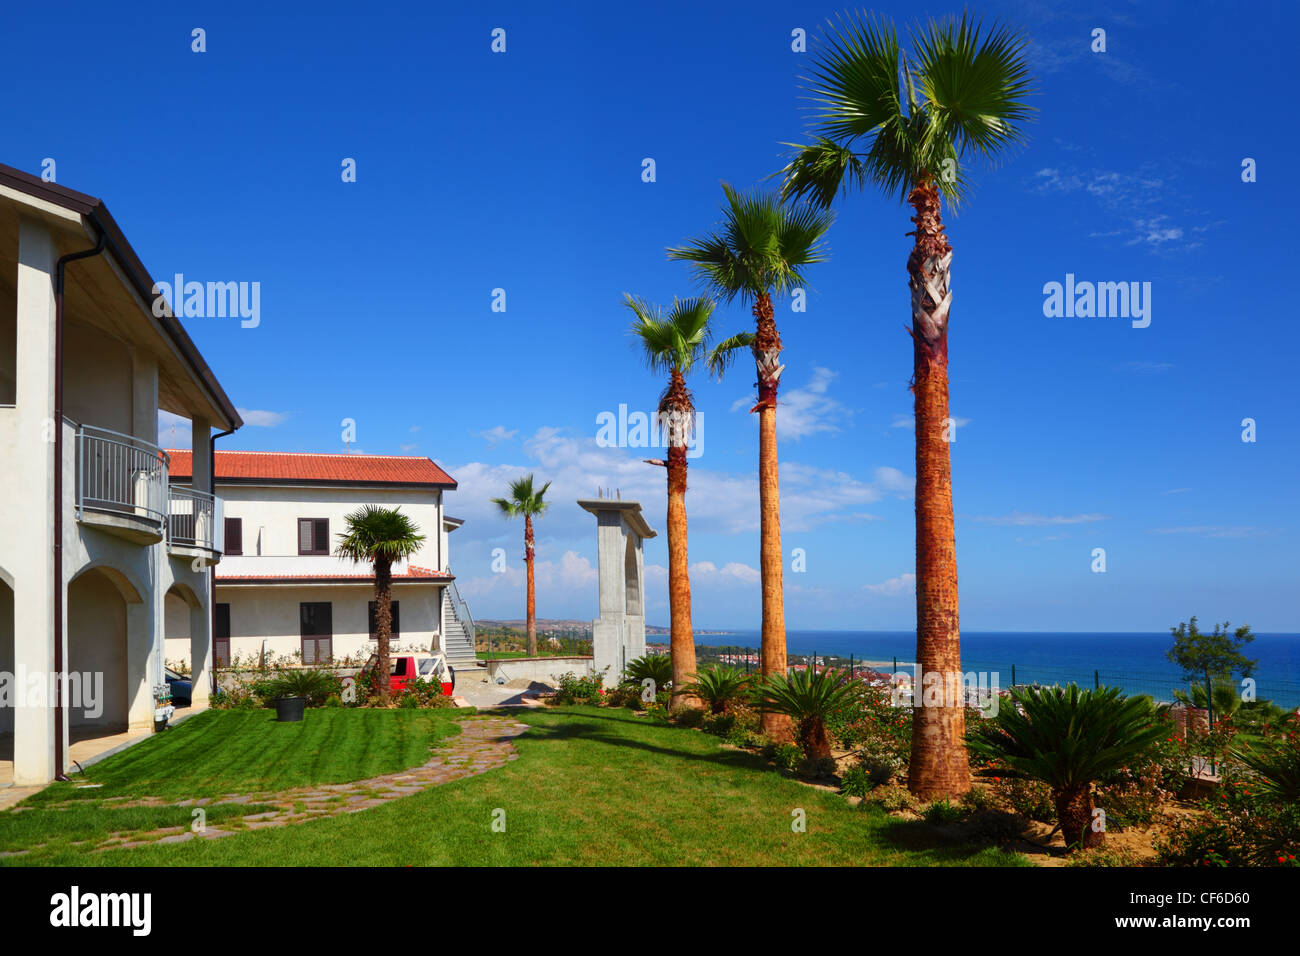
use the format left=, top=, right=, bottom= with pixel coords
left=359, top=653, right=455, bottom=696
left=165, top=667, right=192, bottom=707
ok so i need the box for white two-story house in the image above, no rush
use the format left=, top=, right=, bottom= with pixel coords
left=163, top=450, right=477, bottom=671
left=0, top=163, right=241, bottom=786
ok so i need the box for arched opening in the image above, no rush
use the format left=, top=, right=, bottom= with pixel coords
left=624, top=535, right=641, bottom=617
left=67, top=567, right=134, bottom=735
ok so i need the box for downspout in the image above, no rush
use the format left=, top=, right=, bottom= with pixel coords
left=209, top=425, right=237, bottom=699
left=53, top=231, right=106, bottom=781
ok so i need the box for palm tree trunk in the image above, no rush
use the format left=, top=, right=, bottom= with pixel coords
left=751, top=291, right=792, bottom=742
left=1055, top=783, right=1103, bottom=851
left=906, top=178, right=970, bottom=800
left=664, top=371, right=699, bottom=710
left=375, top=555, right=393, bottom=705
left=524, top=514, right=537, bottom=657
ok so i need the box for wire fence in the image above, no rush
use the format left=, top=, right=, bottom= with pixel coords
left=692, top=645, right=1300, bottom=710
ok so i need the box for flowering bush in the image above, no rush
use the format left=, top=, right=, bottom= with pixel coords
left=550, top=671, right=606, bottom=706
left=1156, top=771, right=1300, bottom=867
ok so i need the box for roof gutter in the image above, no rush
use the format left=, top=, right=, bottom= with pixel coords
left=52, top=231, right=106, bottom=781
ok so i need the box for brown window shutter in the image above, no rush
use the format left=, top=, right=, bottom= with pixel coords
left=314, top=519, right=329, bottom=554
left=225, top=518, right=243, bottom=555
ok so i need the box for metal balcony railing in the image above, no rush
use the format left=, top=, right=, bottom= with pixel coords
left=75, top=424, right=170, bottom=528
left=168, top=485, right=216, bottom=549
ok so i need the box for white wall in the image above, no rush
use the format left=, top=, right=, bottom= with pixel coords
left=218, top=484, right=445, bottom=572
left=179, top=582, right=444, bottom=667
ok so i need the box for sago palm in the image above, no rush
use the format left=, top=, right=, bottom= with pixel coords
left=781, top=13, right=1033, bottom=800
left=623, top=653, right=674, bottom=694
left=751, top=668, right=862, bottom=761
left=626, top=294, right=717, bottom=711
left=491, top=474, right=551, bottom=657
left=670, top=184, right=834, bottom=741
left=335, top=505, right=425, bottom=705
left=681, top=664, right=751, bottom=714
left=968, top=685, right=1165, bottom=851
left=1231, top=735, right=1300, bottom=803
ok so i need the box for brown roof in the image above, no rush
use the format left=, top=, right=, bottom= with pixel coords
left=167, top=450, right=456, bottom=488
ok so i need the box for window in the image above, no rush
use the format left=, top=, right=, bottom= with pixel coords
left=224, top=518, right=243, bottom=556
left=214, top=603, right=231, bottom=668
left=368, top=600, right=400, bottom=640
left=300, top=602, right=333, bottom=664
left=298, top=518, right=329, bottom=555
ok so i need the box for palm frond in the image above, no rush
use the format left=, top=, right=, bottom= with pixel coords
left=706, top=331, right=755, bottom=381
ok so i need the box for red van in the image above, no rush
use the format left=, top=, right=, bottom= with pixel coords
left=359, top=652, right=455, bottom=697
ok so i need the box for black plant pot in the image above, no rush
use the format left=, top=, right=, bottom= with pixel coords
left=274, top=696, right=307, bottom=722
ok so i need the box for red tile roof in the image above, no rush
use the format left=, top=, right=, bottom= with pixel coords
left=167, top=450, right=455, bottom=487
left=216, top=565, right=453, bottom=584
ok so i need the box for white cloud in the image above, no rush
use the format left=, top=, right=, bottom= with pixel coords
left=863, top=572, right=915, bottom=596
left=400, top=443, right=418, bottom=452
left=729, top=367, right=852, bottom=440
left=1150, top=526, right=1273, bottom=539
left=971, top=512, right=1109, bottom=527
left=479, top=425, right=519, bottom=445
left=238, top=408, right=289, bottom=427
left=448, top=427, right=910, bottom=539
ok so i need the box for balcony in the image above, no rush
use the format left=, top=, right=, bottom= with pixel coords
left=167, top=485, right=223, bottom=560
left=75, top=424, right=169, bottom=544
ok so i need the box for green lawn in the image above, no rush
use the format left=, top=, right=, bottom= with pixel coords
left=23, top=708, right=462, bottom=806
left=2, top=705, right=1027, bottom=866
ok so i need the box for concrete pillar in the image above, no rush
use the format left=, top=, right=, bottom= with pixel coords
left=126, top=601, right=156, bottom=732
left=11, top=219, right=59, bottom=785
left=190, top=416, right=212, bottom=493
left=129, top=349, right=158, bottom=445
left=188, top=600, right=211, bottom=707
left=578, top=499, right=655, bottom=687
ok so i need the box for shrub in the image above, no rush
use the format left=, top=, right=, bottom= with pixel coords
left=622, top=655, right=673, bottom=694
left=960, top=785, right=997, bottom=814
left=701, top=711, right=736, bottom=737
left=1156, top=766, right=1300, bottom=867
left=680, top=665, right=750, bottom=714
left=861, top=753, right=900, bottom=788
left=772, top=743, right=803, bottom=773
left=923, top=798, right=965, bottom=825
left=800, top=755, right=838, bottom=778
left=840, top=765, right=874, bottom=798
left=750, top=668, right=864, bottom=761
left=265, top=668, right=343, bottom=707
left=989, top=775, right=1055, bottom=823
left=551, top=671, right=605, bottom=706
left=323, top=694, right=342, bottom=708
left=1066, top=844, right=1147, bottom=868
left=603, top=684, right=643, bottom=709
left=968, top=684, right=1166, bottom=851
left=673, top=706, right=705, bottom=729
left=863, top=783, right=922, bottom=814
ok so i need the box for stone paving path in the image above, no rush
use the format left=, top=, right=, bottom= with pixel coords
left=15, top=715, right=529, bottom=855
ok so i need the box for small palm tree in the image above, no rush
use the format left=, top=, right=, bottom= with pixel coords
left=751, top=668, right=862, bottom=761
left=1232, top=735, right=1300, bottom=803
left=968, top=685, right=1165, bottom=851
left=623, top=653, right=674, bottom=694
left=335, top=505, right=425, bottom=705
left=781, top=13, right=1034, bottom=800
left=491, top=474, right=551, bottom=657
left=626, top=293, right=717, bottom=711
left=1173, top=680, right=1246, bottom=721
left=681, top=664, right=751, bottom=714
left=670, top=184, right=834, bottom=741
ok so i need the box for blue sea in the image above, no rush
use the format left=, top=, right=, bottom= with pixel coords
left=696, top=630, right=1300, bottom=708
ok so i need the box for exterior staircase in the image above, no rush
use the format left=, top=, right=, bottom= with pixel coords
left=441, top=579, right=480, bottom=669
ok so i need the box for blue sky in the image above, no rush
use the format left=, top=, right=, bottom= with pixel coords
left=7, top=0, right=1298, bottom=632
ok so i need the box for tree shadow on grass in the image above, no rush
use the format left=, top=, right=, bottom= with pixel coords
left=515, top=717, right=777, bottom=775
left=868, top=810, right=1037, bottom=865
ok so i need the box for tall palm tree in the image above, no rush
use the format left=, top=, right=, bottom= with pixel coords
left=491, top=474, right=551, bottom=657
left=625, top=293, right=717, bottom=710
left=335, top=505, right=426, bottom=705
left=781, top=13, right=1033, bottom=799
left=669, top=184, right=834, bottom=741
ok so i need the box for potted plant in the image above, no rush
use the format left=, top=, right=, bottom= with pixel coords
left=266, top=669, right=337, bottom=722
